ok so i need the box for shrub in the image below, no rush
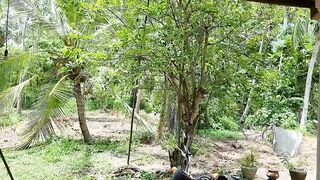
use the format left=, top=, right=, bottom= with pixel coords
left=272, top=111, right=299, bottom=130
left=245, top=108, right=299, bottom=130
left=245, top=108, right=271, bottom=128
left=305, top=120, right=317, bottom=135
left=218, top=116, right=239, bottom=131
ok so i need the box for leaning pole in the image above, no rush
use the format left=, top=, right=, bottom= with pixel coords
left=127, top=88, right=137, bottom=165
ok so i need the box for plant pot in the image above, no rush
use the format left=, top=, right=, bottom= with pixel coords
left=266, top=170, right=279, bottom=180
left=289, top=170, right=307, bottom=180
left=172, top=167, right=192, bottom=180
left=216, top=175, right=233, bottom=180
left=241, top=165, right=258, bottom=180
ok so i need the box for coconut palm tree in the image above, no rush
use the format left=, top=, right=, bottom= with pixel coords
left=0, top=0, right=98, bottom=148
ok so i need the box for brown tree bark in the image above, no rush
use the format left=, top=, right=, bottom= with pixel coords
left=179, top=88, right=205, bottom=171
left=74, top=81, right=93, bottom=144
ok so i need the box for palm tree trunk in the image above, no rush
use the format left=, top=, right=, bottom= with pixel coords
left=301, top=38, right=320, bottom=126
left=74, top=81, right=93, bottom=144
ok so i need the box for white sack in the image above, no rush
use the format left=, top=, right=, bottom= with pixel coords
left=272, top=126, right=303, bottom=157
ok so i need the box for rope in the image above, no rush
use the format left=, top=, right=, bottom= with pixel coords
left=4, top=0, right=10, bottom=57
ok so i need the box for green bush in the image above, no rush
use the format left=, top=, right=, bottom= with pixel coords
left=140, top=100, right=153, bottom=113
left=275, top=112, right=299, bottom=130
left=245, top=108, right=271, bottom=128
left=218, top=116, right=239, bottom=131
left=305, top=120, right=317, bottom=135
left=245, top=108, right=299, bottom=130
left=86, top=95, right=117, bottom=111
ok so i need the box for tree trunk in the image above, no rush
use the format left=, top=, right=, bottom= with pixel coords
left=181, top=123, right=195, bottom=172
left=74, top=81, right=93, bottom=144
left=135, top=89, right=142, bottom=114
left=134, top=88, right=142, bottom=131
left=301, top=38, right=320, bottom=126
left=168, top=105, right=180, bottom=168
left=158, top=77, right=169, bottom=139
left=202, top=105, right=210, bottom=128
left=240, top=65, right=258, bottom=123
left=175, top=84, right=204, bottom=172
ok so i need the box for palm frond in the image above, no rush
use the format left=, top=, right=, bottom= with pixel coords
left=0, top=51, right=33, bottom=92
left=9, top=0, right=73, bottom=36
left=16, top=75, right=74, bottom=149
left=292, top=20, right=305, bottom=50
left=0, top=78, right=32, bottom=112
left=292, top=20, right=320, bottom=50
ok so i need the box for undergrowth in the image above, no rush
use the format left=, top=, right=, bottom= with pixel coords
left=198, top=129, right=244, bottom=140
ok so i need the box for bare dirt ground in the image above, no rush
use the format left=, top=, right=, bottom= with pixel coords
left=0, top=110, right=317, bottom=179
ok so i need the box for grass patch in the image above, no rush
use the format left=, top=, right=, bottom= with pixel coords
left=198, top=129, right=244, bottom=140
left=0, top=137, right=137, bottom=179
left=134, top=154, right=155, bottom=165
left=93, top=138, right=136, bottom=154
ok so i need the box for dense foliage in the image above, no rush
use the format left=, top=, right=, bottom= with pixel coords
left=0, top=0, right=319, bottom=169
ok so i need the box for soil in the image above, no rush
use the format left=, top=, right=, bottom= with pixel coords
left=0, top=110, right=317, bottom=179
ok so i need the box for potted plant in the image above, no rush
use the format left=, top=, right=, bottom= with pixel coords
left=240, top=150, right=258, bottom=180
left=287, top=159, right=307, bottom=180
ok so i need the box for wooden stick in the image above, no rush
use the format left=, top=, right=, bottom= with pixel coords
left=0, top=148, right=14, bottom=180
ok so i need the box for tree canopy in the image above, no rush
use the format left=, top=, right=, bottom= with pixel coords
left=0, top=0, right=319, bottom=171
